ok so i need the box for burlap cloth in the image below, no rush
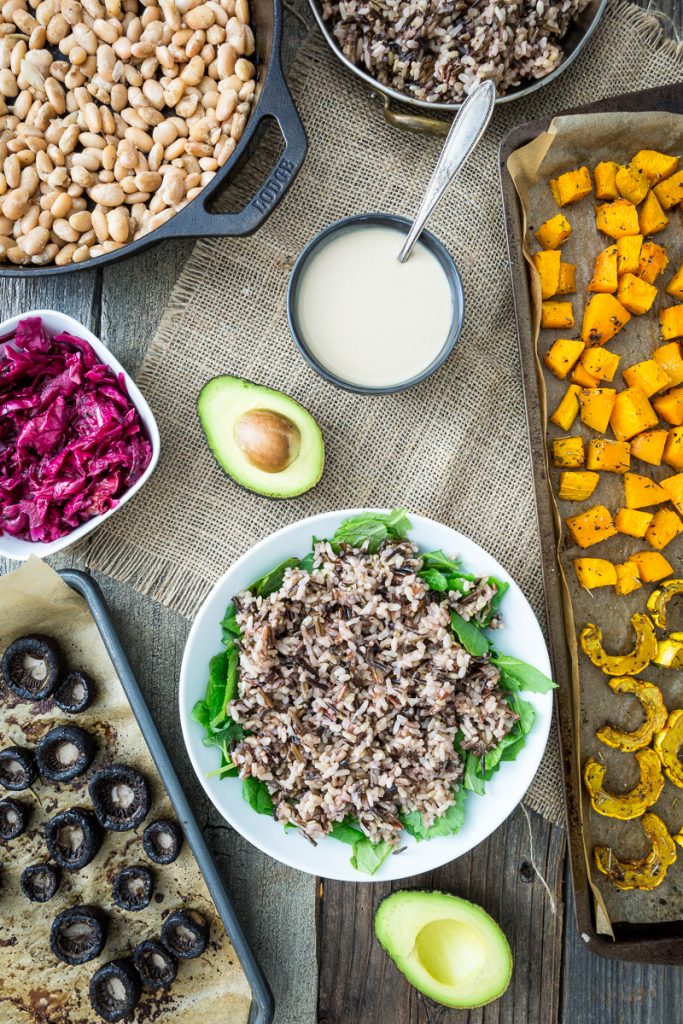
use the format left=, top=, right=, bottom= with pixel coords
left=87, top=0, right=683, bottom=825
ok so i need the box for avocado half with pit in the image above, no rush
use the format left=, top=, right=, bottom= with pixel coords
left=198, top=376, right=325, bottom=498
left=374, top=891, right=512, bottom=1008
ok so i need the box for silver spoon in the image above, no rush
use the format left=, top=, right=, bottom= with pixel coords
left=398, top=80, right=496, bottom=263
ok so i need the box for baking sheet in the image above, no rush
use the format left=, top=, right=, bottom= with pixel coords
left=507, top=111, right=683, bottom=933
left=0, top=557, right=253, bottom=1024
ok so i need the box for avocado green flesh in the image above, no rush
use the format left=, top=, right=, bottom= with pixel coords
left=198, top=375, right=325, bottom=498
left=374, top=891, right=512, bottom=1008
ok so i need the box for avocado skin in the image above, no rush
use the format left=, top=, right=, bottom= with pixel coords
left=197, top=375, right=325, bottom=499
left=374, top=889, right=513, bottom=1009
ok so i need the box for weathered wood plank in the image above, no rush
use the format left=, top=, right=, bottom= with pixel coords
left=317, top=806, right=565, bottom=1024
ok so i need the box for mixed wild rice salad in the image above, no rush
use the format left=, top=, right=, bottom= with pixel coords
left=320, top=0, right=592, bottom=104
left=192, top=510, right=554, bottom=875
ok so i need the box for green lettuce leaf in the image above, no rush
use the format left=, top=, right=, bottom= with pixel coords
left=328, top=820, right=364, bottom=845
left=401, top=786, right=467, bottom=840
left=350, top=836, right=393, bottom=875
left=331, top=508, right=411, bottom=553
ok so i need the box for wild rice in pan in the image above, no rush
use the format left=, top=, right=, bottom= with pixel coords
left=320, top=0, right=592, bottom=104
left=229, top=539, right=517, bottom=846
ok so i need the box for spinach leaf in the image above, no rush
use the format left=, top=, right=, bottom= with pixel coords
left=202, top=717, right=243, bottom=748
left=207, top=650, right=229, bottom=727
left=350, top=837, right=393, bottom=875
left=507, top=693, right=536, bottom=735
left=402, top=787, right=468, bottom=841
left=242, top=777, right=274, bottom=815
left=191, top=700, right=210, bottom=729
left=420, top=549, right=462, bottom=573
left=298, top=551, right=315, bottom=572
left=463, top=751, right=487, bottom=795
left=419, top=568, right=449, bottom=591
left=482, top=578, right=509, bottom=625
left=328, top=820, right=364, bottom=845
left=491, top=654, right=556, bottom=693
left=331, top=508, right=411, bottom=553
left=221, top=643, right=239, bottom=716
left=450, top=611, right=490, bottom=657
left=247, top=557, right=300, bottom=598
left=220, top=602, right=241, bottom=644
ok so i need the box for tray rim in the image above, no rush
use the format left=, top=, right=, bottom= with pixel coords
left=498, top=81, right=683, bottom=966
left=58, top=568, right=275, bottom=1024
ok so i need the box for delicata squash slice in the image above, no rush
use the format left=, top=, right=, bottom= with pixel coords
left=583, top=748, right=664, bottom=819
left=647, top=578, right=683, bottom=629
left=596, top=678, right=668, bottom=753
left=579, top=613, right=657, bottom=676
left=653, top=709, right=683, bottom=788
left=653, top=633, right=683, bottom=669
left=594, top=813, right=677, bottom=891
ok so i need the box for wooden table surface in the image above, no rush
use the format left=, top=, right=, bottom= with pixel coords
left=2, top=1, right=683, bottom=1021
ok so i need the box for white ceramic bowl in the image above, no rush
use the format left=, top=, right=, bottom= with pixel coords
left=0, top=309, right=159, bottom=560
left=179, top=510, right=553, bottom=882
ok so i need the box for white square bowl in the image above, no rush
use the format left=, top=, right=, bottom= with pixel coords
left=0, top=308, right=160, bottom=560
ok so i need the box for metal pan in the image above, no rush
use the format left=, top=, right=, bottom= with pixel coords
left=58, top=569, right=274, bottom=1024
left=2, top=0, right=307, bottom=278
left=499, top=81, right=683, bottom=965
left=308, top=0, right=607, bottom=133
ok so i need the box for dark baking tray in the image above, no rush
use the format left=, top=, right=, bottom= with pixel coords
left=499, top=82, right=683, bottom=965
left=58, top=569, right=274, bottom=1024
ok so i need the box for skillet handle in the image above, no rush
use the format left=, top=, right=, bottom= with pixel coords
left=165, top=70, right=307, bottom=239
left=382, top=96, right=449, bottom=136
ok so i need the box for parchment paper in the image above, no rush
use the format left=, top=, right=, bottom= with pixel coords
left=0, top=557, right=252, bottom=1024
left=508, top=112, right=683, bottom=934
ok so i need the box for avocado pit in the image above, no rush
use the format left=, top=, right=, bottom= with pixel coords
left=234, top=408, right=301, bottom=474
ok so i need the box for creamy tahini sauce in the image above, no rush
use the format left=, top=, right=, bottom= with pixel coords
left=295, top=224, right=454, bottom=388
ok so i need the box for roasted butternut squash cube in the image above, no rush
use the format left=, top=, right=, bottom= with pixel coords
left=581, top=294, right=631, bottom=346
left=550, top=384, right=581, bottom=431
left=614, top=508, right=654, bottom=537
left=543, top=338, right=584, bottom=379
left=661, top=473, right=683, bottom=514
left=617, top=273, right=658, bottom=315
left=549, top=166, right=592, bottom=207
left=596, top=198, right=640, bottom=239
left=615, top=164, right=649, bottom=205
left=574, top=558, right=617, bottom=589
left=556, top=262, right=576, bottom=294
left=552, top=436, right=584, bottom=468
left=566, top=504, right=617, bottom=548
left=587, top=439, right=630, bottom=473
left=541, top=301, right=574, bottom=329
left=610, top=388, right=659, bottom=441
left=630, top=429, right=667, bottom=466
left=623, top=472, right=669, bottom=509
left=535, top=213, right=572, bottom=250
left=614, top=560, right=642, bottom=595
left=571, top=365, right=598, bottom=388
left=645, top=507, right=683, bottom=550
left=630, top=551, right=674, bottom=583
left=660, top=305, right=683, bottom=341
left=638, top=241, right=668, bottom=284
left=616, top=234, right=643, bottom=276
left=653, top=169, right=683, bottom=209
left=663, top=426, right=683, bottom=470
left=623, top=359, right=672, bottom=397
left=594, top=161, right=619, bottom=200
left=532, top=250, right=561, bottom=299
left=639, top=190, right=669, bottom=234
left=588, top=245, right=618, bottom=293
left=631, top=150, right=680, bottom=184
left=666, top=263, right=683, bottom=302
left=653, top=388, right=683, bottom=426
left=653, top=342, right=683, bottom=386
left=581, top=347, right=620, bottom=382
left=558, top=471, right=600, bottom=501
left=579, top=387, right=616, bottom=433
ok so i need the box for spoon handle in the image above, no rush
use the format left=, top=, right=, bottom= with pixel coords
left=397, top=80, right=496, bottom=263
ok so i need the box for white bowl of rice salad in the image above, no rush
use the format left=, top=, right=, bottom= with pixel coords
left=180, top=509, right=553, bottom=882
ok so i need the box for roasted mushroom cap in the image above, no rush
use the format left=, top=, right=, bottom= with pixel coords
left=89, top=958, right=141, bottom=1023
left=112, top=865, right=154, bottom=912
left=88, top=764, right=150, bottom=832
left=0, top=746, right=38, bottom=791
left=142, top=819, right=184, bottom=864
left=51, top=904, right=108, bottom=965
left=0, top=797, right=28, bottom=840
left=161, top=909, right=209, bottom=960
left=133, top=939, right=178, bottom=990
left=37, top=725, right=96, bottom=783
left=20, top=863, right=61, bottom=903
left=1, top=635, right=61, bottom=700
left=45, top=808, right=102, bottom=871
left=54, top=671, right=95, bottom=715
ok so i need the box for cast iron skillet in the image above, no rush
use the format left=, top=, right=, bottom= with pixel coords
left=2, top=0, right=307, bottom=277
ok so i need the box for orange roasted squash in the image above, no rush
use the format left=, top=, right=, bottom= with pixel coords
left=610, top=388, right=658, bottom=441
left=623, top=472, right=668, bottom=509
left=581, top=294, right=631, bottom=346
left=566, top=504, right=618, bottom=548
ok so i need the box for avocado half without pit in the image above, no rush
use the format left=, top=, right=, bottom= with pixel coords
left=198, top=376, right=325, bottom=498
left=374, top=891, right=512, bottom=1009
